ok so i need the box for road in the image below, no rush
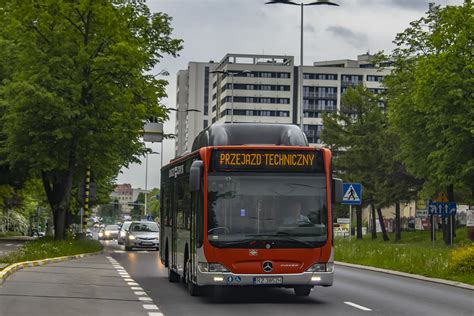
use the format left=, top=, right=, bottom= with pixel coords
left=104, top=240, right=473, bottom=316
left=0, top=239, right=28, bottom=258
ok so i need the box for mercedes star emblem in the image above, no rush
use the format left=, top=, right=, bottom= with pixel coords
left=262, top=261, right=273, bottom=273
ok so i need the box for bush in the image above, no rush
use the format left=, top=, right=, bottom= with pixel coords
left=449, top=244, right=474, bottom=274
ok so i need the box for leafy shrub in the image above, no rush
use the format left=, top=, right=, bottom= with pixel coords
left=449, top=244, right=474, bottom=274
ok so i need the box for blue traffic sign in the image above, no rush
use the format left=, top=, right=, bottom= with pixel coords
left=428, top=202, right=456, bottom=217
left=342, top=183, right=362, bottom=205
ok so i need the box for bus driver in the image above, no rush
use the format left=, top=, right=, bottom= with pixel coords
left=283, top=201, right=311, bottom=225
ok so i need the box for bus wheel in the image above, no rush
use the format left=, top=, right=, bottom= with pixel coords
left=294, top=286, right=312, bottom=297
left=168, top=267, right=180, bottom=283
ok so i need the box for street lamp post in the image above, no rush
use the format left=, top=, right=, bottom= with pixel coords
left=145, top=151, right=159, bottom=218
left=265, top=0, right=339, bottom=130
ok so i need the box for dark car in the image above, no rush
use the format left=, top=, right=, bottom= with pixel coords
left=124, top=221, right=159, bottom=251
left=98, top=224, right=119, bottom=240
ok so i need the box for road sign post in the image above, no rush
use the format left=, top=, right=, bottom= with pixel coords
left=342, top=183, right=362, bottom=241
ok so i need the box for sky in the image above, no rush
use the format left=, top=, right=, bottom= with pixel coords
left=116, top=0, right=462, bottom=190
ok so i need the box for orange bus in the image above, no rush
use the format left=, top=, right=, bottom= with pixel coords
left=160, top=123, right=343, bottom=296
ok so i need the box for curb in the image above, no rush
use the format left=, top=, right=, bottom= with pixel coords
left=335, top=261, right=474, bottom=291
left=0, top=251, right=103, bottom=285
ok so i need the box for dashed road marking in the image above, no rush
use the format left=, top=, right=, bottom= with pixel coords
left=143, top=304, right=159, bottom=310
left=139, top=297, right=153, bottom=301
left=344, top=301, right=372, bottom=311
left=107, top=256, right=164, bottom=315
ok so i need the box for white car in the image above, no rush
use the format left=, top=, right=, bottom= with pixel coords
left=124, top=221, right=159, bottom=251
left=117, top=221, right=132, bottom=245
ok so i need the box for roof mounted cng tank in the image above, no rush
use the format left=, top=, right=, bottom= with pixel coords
left=191, top=123, right=308, bottom=151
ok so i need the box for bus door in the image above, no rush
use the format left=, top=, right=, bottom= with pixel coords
left=171, top=181, right=178, bottom=271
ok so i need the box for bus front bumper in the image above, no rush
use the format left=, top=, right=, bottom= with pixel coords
left=196, top=271, right=333, bottom=287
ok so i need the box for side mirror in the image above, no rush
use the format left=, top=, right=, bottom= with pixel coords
left=189, top=160, right=203, bottom=192
left=332, top=178, right=343, bottom=203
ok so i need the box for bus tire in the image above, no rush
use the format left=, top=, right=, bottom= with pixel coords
left=294, top=286, right=312, bottom=297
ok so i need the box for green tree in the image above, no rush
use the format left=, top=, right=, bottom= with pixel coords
left=322, top=85, right=389, bottom=240
left=147, top=188, right=160, bottom=220
left=131, top=192, right=145, bottom=220
left=0, top=1, right=182, bottom=239
left=382, top=1, right=473, bottom=200
left=98, top=199, right=121, bottom=224
left=380, top=1, right=473, bottom=244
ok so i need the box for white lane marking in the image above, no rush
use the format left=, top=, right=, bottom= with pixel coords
left=114, top=250, right=126, bottom=253
left=344, top=301, right=372, bottom=311
left=131, top=287, right=143, bottom=291
left=148, top=313, right=164, bottom=316
left=143, top=305, right=159, bottom=310
left=134, top=291, right=146, bottom=295
left=124, top=278, right=134, bottom=282
left=139, top=297, right=153, bottom=301
left=128, top=282, right=139, bottom=286
left=5, top=244, right=13, bottom=247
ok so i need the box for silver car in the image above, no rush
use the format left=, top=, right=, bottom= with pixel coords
left=117, top=221, right=132, bottom=245
left=124, top=221, right=160, bottom=251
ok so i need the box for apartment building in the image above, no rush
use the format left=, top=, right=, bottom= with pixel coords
left=175, top=62, right=216, bottom=157
left=174, top=53, right=391, bottom=156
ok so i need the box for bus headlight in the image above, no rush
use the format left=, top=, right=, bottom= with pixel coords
left=306, top=263, right=327, bottom=272
left=198, top=262, right=229, bottom=273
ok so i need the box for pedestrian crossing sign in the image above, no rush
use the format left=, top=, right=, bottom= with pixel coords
left=342, top=183, right=362, bottom=205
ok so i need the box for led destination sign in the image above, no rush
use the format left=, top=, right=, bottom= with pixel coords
left=212, top=150, right=323, bottom=172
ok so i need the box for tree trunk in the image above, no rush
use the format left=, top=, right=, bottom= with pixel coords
left=371, top=204, right=377, bottom=240
left=395, top=202, right=401, bottom=241
left=376, top=207, right=389, bottom=241
left=356, top=205, right=363, bottom=240
left=41, top=151, right=76, bottom=240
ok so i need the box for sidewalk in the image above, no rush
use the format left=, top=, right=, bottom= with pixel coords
left=0, top=254, right=161, bottom=316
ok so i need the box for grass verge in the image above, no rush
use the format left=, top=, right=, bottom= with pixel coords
left=335, top=228, right=474, bottom=285
left=0, top=237, right=103, bottom=265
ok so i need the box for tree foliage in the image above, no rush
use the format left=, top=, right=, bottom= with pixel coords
left=0, top=0, right=182, bottom=239
left=381, top=0, right=473, bottom=202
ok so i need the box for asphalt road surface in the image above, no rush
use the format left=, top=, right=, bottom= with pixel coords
left=104, top=240, right=474, bottom=316
left=0, top=239, right=28, bottom=258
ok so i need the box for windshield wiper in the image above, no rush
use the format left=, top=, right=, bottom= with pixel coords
left=247, top=234, right=315, bottom=248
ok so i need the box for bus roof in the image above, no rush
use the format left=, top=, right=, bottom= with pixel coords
left=191, top=123, right=308, bottom=150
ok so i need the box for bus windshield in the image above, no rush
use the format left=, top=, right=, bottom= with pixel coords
left=207, top=174, right=327, bottom=248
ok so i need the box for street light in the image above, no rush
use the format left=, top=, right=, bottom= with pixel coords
left=265, top=0, right=339, bottom=130
left=145, top=151, right=160, bottom=218
left=210, top=70, right=250, bottom=123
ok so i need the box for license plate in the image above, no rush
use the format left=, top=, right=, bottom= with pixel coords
left=141, top=242, right=153, bottom=245
left=253, top=276, right=283, bottom=285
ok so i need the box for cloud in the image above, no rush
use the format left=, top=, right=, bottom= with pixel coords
left=326, top=26, right=368, bottom=49
left=353, top=0, right=460, bottom=11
